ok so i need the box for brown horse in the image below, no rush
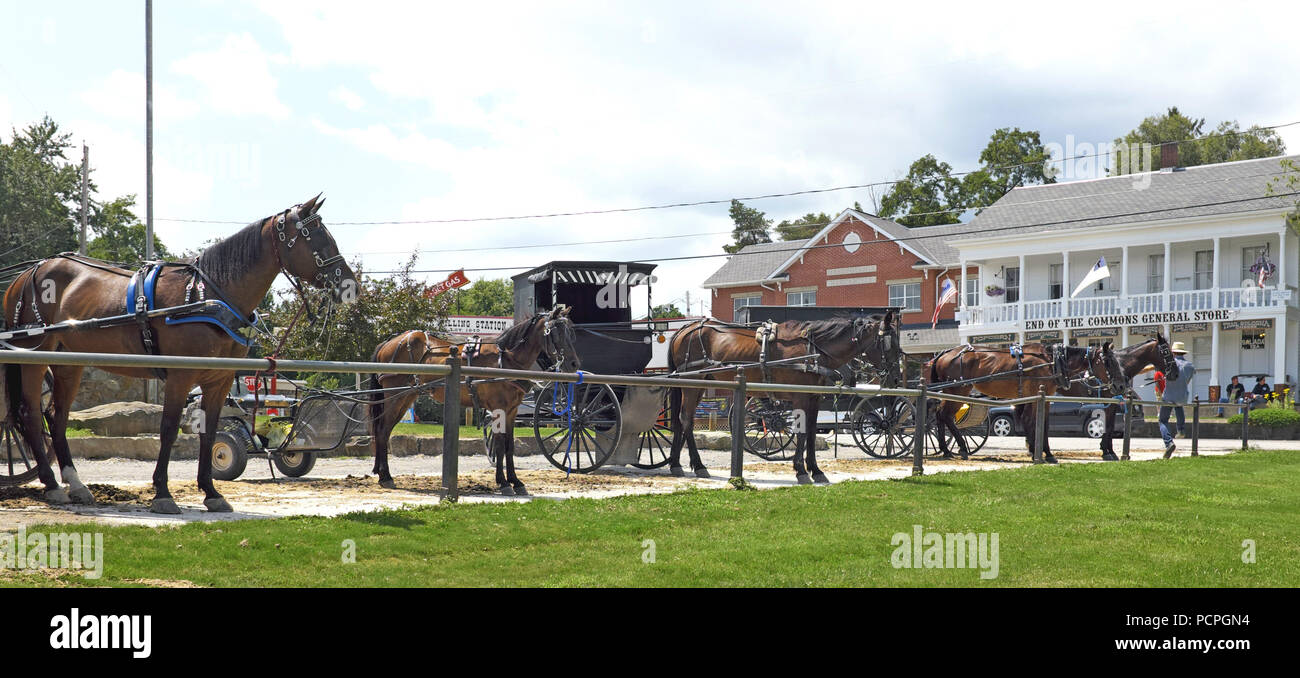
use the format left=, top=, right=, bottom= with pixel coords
left=2, top=195, right=355, bottom=513
left=1059, top=334, right=1180, bottom=460
left=926, top=342, right=1100, bottom=463
left=367, top=306, right=580, bottom=495
left=666, top=312, right=900, bottom=484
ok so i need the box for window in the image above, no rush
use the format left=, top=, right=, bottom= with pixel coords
left=733, top=294, right=761, bottom=318
left=1192, top=336, right=1211, bottom=374
left=1048, top=263, right=1063, bottom=299
left=1194, top=250, right=1213, bottom=290
left=1147, top=254, right=1165, bottom=293
left=888, top=282, right=921, bottom=312
left=1242, top=330, right=1265, bottom=351
left=1242, top=245, right=1268, bottom=286
left=964, top=276, right=979, bottom=307
left=1004, top=267, right=1020, bottom=303
left=786, top=290, right=816, bottom=306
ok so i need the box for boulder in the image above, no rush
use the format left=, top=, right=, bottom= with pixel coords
left=69, top=401, right=164, bottom=436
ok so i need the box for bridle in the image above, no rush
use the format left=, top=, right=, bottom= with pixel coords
left=1078, top=344, right=1128, bottom=395
left=851, top=317, right=902, bottom=387
left=1154, top=336, right=1180, bottom=380
left=541, top=315, right=579, bottom=371
left=273, top=207, right=349, bottom=298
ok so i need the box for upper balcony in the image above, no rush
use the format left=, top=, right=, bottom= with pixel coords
left=964, top=286, right=1295, bottom=328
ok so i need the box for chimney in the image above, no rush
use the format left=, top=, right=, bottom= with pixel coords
left=1160, top=142, right=1179, bottom=169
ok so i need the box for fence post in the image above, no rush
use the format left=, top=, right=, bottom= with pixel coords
left=440, top=346, right=462, bottom=502
left=1122, top=395, right=1133, bottom=461
left=911, top=383, right=927, bottom=476
left=1032, top=385, right=1047, bottom=464
left=730, top=368, right=746, bottom=480
left=1241, top=404, right=1250, bottom=451
left=1191, top=396, right=1199, bottom=457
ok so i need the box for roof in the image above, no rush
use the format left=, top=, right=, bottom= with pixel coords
left=954, top=154, right=1300, bottom=244
left=701, top=239, right=803, bottom=287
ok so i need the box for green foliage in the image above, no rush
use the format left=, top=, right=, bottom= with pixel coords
left=878, top=154, right=965, bottom=227
left=85, top=194, right=173, bottom=264
left=449, top=278, right=512, bottom=316
left=962, top=127, right=1056, bottom=210
left=774, top=212, right=832, bottom=241
left=650, top=303, right=683, bottom=318
left=1112, top=107, right=1285, bottom=175
left=723, top=199, right=772, bottom=253
left=0, top=117, right=80, bottom=267
left=1270, top=158, right=1300, bottom=237
left=1227, top=407, right=1299, bottom=427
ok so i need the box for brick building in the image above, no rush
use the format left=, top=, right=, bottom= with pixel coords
left=701, top=208, right=976, bottom=354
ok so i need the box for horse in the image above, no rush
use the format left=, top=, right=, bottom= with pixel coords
left=1059, top=334, right=1181, bottom=461
left=367, top=306, right=580, bottom=495
left=2, top=195, right=355, bottom=513
left=925, top=342, right=1100, bottom=463
left=665, top=312, right=900, bottom=484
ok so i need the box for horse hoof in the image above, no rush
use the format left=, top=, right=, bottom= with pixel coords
left=1044, top=455, right=1059, bottom=465
left=45, top=487, right=71, bottom=505
left=512, top=485, right=530, bottom=497
left=694, top=468, right=711, bottom=479
left=378, top=478, right=396, bottom=489
left=669, top=466, right=685, bottom=478
left=204, top=497, right=233, bottom=513
left=69, top=486, right=96, bottom=505
left=812, top=472, right=830, bottom=485
left=795, top=473, right=812, bottom=485
left=1101, top=453, right=1118, bottom=462
left=498, top=484, right=516, bottom=496
left=150, top=497, right=182, bottom=515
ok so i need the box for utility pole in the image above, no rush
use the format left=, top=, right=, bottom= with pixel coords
left=79, top=143, right=88, bottom=255
left=145, top=0, right=154, bottom=262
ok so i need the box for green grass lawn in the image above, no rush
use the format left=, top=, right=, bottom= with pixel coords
left=5, top=450, right=1298, bottom=587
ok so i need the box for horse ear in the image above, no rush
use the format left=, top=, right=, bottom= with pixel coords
left=300, top=193, right=323, bottom=216
left=1103, top=341, right=1113, bottom=353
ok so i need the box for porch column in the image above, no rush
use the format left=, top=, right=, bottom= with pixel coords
left=1121, top=245, right=1129, bottom=298
left=1278, top=230, right=1287, bottom=291
left=959, top=258, right=967, bottom=313
left=1210, top=321, right=1220, bottom=393
left=1018, top=253, right=1025, bottom=318
left=1163, top=242, right=1172, bottom=310
left=1274, top=317, right=1287, bottom=387
left=1212, top=237, right=1221, bottom=289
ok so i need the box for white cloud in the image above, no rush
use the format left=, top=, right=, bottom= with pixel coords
left=81, top=69, right=199, bottom=123
left=171, top=33, right=290, bottom=119
left=329, top=85, right=364, bottom=111
left=0, top=94, right=12, bottom=135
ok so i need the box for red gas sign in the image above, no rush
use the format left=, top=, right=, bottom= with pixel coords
left=424, top=269, right=470, bottom=298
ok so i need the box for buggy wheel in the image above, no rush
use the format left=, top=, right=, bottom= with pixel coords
left=959, top=419, right=991, bottom=455
left=631, top=390, right=672, bottom=469
left=211, top=426, right=253, bottom=481
left=534, top=382, right=622, bottom=473
left=850, top=396, right=915, bottom=459
left=273, top=450, right=316, bottom=477
left=742, top=397, right=798, bottom=460
left=481, top=409, right=499, bottom=466
left=0, top=419, right=41, bottom=486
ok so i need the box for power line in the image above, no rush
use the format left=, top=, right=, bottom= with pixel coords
left=157, top=120, right=1300, bottom=227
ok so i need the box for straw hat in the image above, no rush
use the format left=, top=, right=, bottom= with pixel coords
left=1170, top=341, right=1188, bottom=354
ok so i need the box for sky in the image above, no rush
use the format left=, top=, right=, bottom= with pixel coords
left=3, top=0, right=1299, bottom=319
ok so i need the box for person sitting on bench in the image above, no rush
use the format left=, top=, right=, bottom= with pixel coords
left=1218, top=375, right=1246, bottom=416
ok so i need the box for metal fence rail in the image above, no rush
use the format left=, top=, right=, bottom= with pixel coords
left=0, top=350, right=1259, bottom=499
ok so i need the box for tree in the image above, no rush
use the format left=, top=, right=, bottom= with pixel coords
left=962, top=128, right=1055, bottom=209
left=878, top=154, right=964, bottom=227
left=650, top=303, right=683, bottom=318
left=449, top=278, right=513, bottom=316
left=1112, top=107, right=1285, bottom=174
left=774, top=212, right=832, bottom=241
left=1269, top=158, right=1300, bottom=237
left=0, top=117, right=80, bottom=268
left=85, top=194, right=173, bottom=264
left=723, top=199, right=772, bottom=253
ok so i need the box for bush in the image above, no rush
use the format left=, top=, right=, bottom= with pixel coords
left=1227, top=407, right=1300, bottom=428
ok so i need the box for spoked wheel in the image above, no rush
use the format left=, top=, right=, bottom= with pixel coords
left=631, top=390, right=673, bottom=469
left=957, top=420, right=991, bottom=455
left=1, top=369, right=55, bottom=486
left=850, top=396, right=916, bottom=459
left=534, top=382, right=623, bottom=474
left=481, top=409, right=500, bottom=466
left=742, top=397, right=798, bottom=460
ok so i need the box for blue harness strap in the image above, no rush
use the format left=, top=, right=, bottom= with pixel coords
left=126, top=264, right=258, bottom=347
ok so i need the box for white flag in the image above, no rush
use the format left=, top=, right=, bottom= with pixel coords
left=1071, top=256, right=1110, bottom=298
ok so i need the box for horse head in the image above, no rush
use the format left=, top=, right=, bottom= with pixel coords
left=541, top=305, right=581, bottom=373
left=273, top=194, right=358, bottom=305
left=856, top=310, right=903, bottom=386
left=1097, top=341, right=1129, bottom=394
left=1153, top=333, right=1180, bottom=381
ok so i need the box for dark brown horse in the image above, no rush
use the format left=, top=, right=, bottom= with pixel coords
left=666, top=312, right=900, bottom=484
left=2, top=195, right=354, bottom=513
left=367, top=306, right=580, bottom=495
left=926, top=342, right=1100, bottom=463
left=1059, top=334, right=1181, bottom=460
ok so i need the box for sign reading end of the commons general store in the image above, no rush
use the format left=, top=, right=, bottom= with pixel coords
left=1024, top=309, right=1236, bottom=331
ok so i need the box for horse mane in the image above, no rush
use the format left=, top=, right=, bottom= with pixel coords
left=496, top=314, right=540, bottom=352
left=196, top=220, right=265, bottom=289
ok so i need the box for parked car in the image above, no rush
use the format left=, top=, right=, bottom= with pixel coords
left=988, top=401, right=1110, bottom=438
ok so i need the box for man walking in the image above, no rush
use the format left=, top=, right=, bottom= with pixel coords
left=1148, top=342, right=1195, bottom=458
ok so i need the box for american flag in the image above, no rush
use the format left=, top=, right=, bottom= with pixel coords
left=932, top=278, right=956, bottom=330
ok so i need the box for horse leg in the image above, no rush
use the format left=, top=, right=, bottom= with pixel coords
left=803, top=398, right=829, bottom=485
left=13, top=365, right=66, bottom=503
left=371, top=390, right=408, bottom=489
left=666, top=387, right=686, bottom=476
left=492, top=398, right=515, bottom=496
left=1100, top=404, right=1118, bottom=461
left=790, top=398, right=811, bottom=485
left=674, top=388, right=707, bottom=477
left=504, top=408, right=528, bottom=496
left=949, top=406, right=970, bottom=460
left=48, top=365, right=94, bottom=504
left=196, top=375, right=235, bottom=512
left=933, top=402, right=954, bottom=458
left=1015, top=404, right=1032, bottom=459
left=148, top=376, right=196, bottom=514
